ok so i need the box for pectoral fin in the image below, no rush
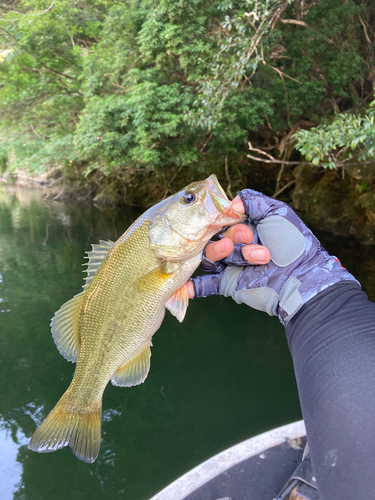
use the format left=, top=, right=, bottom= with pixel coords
left=51, top=292, right=84, bottom=363
left=111, top=342, right=152, bottom=387
left=165, top=284, right=189, bottom=322
left=135, top=265, right=173, bottom=292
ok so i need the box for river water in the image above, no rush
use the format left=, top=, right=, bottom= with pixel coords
left=0, top=185, right=373, bottom=500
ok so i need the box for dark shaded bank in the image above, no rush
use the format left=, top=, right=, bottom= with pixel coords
left=3, top=159, right=375, bottom=247
left=292, top=163, right=375, bottom=245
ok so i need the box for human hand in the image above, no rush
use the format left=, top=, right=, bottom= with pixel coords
left=186, top=196, right=271, bottom=299
left=186, top=195, right=271, bottom=299
left=205, top=196, right=271, bottom=264
left=188, top=189, right=358, bottom=325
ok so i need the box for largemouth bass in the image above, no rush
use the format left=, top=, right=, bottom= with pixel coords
left=28, top=175, right=245, bottom=463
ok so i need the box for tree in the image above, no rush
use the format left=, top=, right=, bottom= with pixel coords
left=0, top=0, right=374, bottom=206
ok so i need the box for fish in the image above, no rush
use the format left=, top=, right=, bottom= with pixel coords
left=28, top=174, right=245, bottom=463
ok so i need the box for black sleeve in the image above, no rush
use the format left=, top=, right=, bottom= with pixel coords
left=285, top=282, right=375, bottom=500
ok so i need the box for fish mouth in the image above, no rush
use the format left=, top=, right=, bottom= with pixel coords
left=205, top=175, right=247, bottom=227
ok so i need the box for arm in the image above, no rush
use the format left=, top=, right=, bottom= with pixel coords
left=286, top=282, right=375, bottom=500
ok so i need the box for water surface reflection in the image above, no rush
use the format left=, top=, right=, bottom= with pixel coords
left=0, top=424, right=25, bottom=498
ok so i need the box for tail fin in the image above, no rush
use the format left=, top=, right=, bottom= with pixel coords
left=28, top=393, right=102, bottom=463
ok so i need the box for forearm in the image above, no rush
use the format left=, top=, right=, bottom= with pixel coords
left=285, top=282, right=375, bottom=500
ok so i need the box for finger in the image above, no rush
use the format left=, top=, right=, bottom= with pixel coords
left=205, top=237, right=234, bottom=262
left=232, top=195, right=245, bottom=213
left=186, top=280, right=195, bottom=299
left=241, top=244, right=271, bottom=265
left=221, top=223, right=253, bottom=244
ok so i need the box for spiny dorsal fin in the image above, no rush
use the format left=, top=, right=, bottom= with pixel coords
left=165, top=283, right=189, bottom=322
left=111, top=342, right=152, bottom=387
left=51, top=292, right=85, bottom=363
left=82, top=239, right=115, bottom=290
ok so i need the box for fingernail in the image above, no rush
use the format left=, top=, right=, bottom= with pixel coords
left=250, top=248, right=267, bottom=263
left=215, top=240, right=226, bottom=252
left=236, top=231, right=249, bottom=244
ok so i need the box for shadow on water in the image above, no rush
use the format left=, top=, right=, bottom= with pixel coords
left=0, top=185, right=373, bottom=500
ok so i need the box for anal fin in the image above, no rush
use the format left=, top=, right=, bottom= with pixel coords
left=111, top=342, right=152, bottom=387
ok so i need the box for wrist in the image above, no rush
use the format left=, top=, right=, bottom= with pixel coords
left=186, top=280, right=195, bottom=299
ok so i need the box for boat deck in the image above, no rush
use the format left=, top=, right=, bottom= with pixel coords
left=184, top=436, right=306, bottom=500
left=150, top=420, right=307, bottom=500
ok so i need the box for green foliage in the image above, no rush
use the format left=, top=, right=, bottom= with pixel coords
left=75, top=84, right=199, bottom=175
left=186, top=0, right=289, bottom=129
left=0, top=0, right=374, bottom=200
left=295, top=102, right=375, bottom=169
left=187, top=0, right=365, bottom=130
left=0, top=0, right=102, bottom=171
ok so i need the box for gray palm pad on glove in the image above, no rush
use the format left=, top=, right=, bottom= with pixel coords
left=191, top=189, right=359, bottom=326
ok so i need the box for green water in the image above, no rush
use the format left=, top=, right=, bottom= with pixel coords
left=0, top=186, right=373, bottom=500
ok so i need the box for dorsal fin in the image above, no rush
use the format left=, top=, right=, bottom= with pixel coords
left=111, top=342, right=152, bottom=387
left=51, top=292, right=85, bottom=363
left=82, top=239, right=115, bottom=289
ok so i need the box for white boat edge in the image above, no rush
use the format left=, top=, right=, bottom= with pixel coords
left=149, top=420, right=306, bottom=500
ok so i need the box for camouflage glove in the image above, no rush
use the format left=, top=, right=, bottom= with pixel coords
left=191, top=189, right=360, bottom=326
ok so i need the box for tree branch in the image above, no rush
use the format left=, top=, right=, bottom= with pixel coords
left=359, top=15, right=372, bottom=45
left=28, top=56, right=77, bottom=81
left=273, top=179, right=296, bottom=198
left=0, top=4, right=21, bottom=13
left=199, top=133, right=213, bottom=153
left=247, top=149, right=375, bottom=168
left=0, top=29, right=78, bottom=82
left=224, top=155, right=233, bottom=199
left=280, top=18, right=334, bottom=44
left=247, top=142, right=311, bottom=165
left=39, top=1, right=56, bottom=15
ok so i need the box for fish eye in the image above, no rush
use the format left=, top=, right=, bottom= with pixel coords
left=182, top=192, right=196, bottom=204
